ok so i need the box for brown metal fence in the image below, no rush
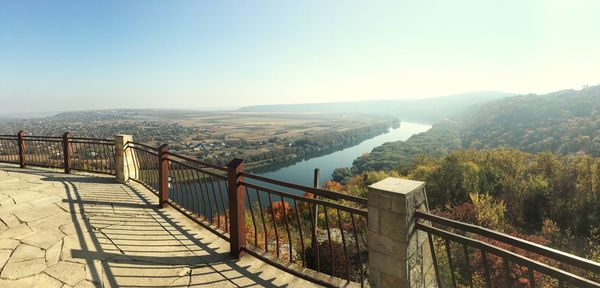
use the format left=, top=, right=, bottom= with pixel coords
left=6, top=131, right=600, bottom=287
left=415, top=211, right=600, bottom=288
left=125, top=142, right=160, bottom=193
left=119, top=142, right=370, bottom=287
left=22, top=135, right=64, bottom=169
left=70, top=136, right=115, bottom=175
left=0, top=135, right=19, bottom=164
left=239, top=172, right=368, bottom=287
left=163, top=151, right=231, bottom=239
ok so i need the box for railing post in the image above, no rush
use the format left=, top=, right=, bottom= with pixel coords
left=63, top=132, right=72, bottom=174
left=17, top=130, right=25, bottom=168
left=227, top=158, right=245, bottom=259
left=367, top=178, right=435, bottom=288
left=114, top=134, right=134, bottom=183
left=158, top=144, right=169, bottom=208
left=312, top=168, right=320, bottom=255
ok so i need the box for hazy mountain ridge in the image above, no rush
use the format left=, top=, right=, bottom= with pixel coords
left=350, top=85, right=600, bottom=172
left=240, top=91, right=514, bottom=123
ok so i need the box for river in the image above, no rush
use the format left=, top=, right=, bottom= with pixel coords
left=255, top=122, right=432, bottom=187
left=169, top=122, right=431, bottom=213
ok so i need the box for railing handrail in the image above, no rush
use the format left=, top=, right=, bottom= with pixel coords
left=23, top=135, right=63, bottom=139
left=71, top=136, right=114, bottom=142
left=241, top=181, right=368, bottom=216
left=125, top=141, right=158, bottom=152
left=415, top=210, right=600, bottom=275
left=166, top=157, right=227, bottom=180
left=164, top=151, right=227, bottom=172
left=240, top=171, right=367, bottom=205
left=416, top=222, right=600, bottom=288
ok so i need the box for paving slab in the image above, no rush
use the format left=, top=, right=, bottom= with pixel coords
left=0, top=164, right=324, bottom=287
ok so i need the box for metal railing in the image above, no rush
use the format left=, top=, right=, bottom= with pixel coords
left=70, top=136, right=116, bottom=175
left=239, top=172, right=368, bottom=287
left=124, top=141, right=369, bottom=287
left=164, top=150, right=231, bottom=239
left=0, top=134, right=19, bottom=164
left=125, top=141, right=160, bottom=192
left=22, top=135, right=64, bottom=169
left=415, top=211, right=600, bottom=288
left=3, top=130, right=599, bottom=287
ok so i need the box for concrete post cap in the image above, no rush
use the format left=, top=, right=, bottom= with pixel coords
left=368, top=177, right=425, bottom=195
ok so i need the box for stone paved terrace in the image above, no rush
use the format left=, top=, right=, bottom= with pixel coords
left=0, top=164, right=321, bottom=288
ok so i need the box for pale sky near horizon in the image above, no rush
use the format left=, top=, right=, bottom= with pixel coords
left=1, top=0, right=599, bottom=114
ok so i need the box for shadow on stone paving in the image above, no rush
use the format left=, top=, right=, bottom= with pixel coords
left=0, top=164, right=314, bottom=287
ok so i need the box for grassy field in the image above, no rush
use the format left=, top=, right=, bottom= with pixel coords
left=0, top=110, right=396, bottom=169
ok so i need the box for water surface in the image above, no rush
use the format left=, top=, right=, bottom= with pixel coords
left=255, top=122, right=432, bottom=187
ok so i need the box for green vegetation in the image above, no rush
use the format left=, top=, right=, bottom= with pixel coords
left=246, top=122, right=393, bottom=171
left=328, top=85, right=600, bottom=278
left=461, top=85, right=600, bottom=156
left=351, top=120, right=462, bottom=173
left=328, top=149, right=600, bottom=283
left=351, top=85, right=600, bottom=173
left=407, top=149, right=600, bottom=241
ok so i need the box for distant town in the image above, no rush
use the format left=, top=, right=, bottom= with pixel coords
left=0, top=109, right=398, bottom=169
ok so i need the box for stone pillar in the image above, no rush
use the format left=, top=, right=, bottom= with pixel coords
left=367, top=177, right=435, bottom=288
left=115, top=134, right=138, bottom=183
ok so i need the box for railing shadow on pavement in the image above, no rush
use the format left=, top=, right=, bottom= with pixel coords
left=1, top=164, right=290, bottom=287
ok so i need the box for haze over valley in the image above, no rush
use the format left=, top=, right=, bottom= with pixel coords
left=2, top=1, right=600, bottom=286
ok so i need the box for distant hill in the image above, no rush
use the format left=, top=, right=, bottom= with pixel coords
left=461, top=85, right=600, bottom=156
left=240, top=91, right=514, bottom=123
left=350, top=85, right=600, bottom=172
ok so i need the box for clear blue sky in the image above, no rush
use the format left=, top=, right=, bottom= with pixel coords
left=1, top=0, right=599, bottom=113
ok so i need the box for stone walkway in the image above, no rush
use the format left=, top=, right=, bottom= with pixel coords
left=0, top=164, right=321, bottom=287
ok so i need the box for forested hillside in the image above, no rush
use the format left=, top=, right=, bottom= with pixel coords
left=330, top=85, right=600, bottom=266
left=462, top=85, right=600, bottom=155
left=327, top=149, right=600, bottom=272
left=351, top=85, right=600, bottom=172
left=351, top=120, right=462, bottom=172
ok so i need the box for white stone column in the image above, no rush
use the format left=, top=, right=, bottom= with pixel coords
left=115, top=134, right=138, bottom=183
left=367, top=177, right=435, bottom=288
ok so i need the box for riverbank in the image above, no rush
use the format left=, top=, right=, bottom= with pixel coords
left=254, top=122, right=432, bottom=187
left=243, top=120, right=399, bottom=171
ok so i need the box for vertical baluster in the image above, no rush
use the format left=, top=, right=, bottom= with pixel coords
left=323, top=206, right=335, bottom=278
left=246, top=186, right=258, bottom=247
left=481, top=250, right=493, bottom=288
left=63, top=132, right=71, bottom=174
left=255, top=188, right=268, bottom=253
left=528, top=267, right=536, bottom=288
left=293, top=199, right=306, bottom=267
left=503, top=258, right=511, bottom=288
left=427, top=233, right=443, bottom=288
left=280, top=196, right=293, bottom=262
left=308, top=201, right=321, bottom=273
left=215, top=176, right=228, bottom=232
left=158, top=144, right=169, bottom=208
left=187, top=170, right=199, bottom=215
left=350, top=213, right=364, bottom=286
left=463, top=244, right=473, bottom=288
left=336, top=209, right=351, bottom=282
left=444, top=239, right=458, bottom=288
left=267, top=192, right=280, bottom=258
left=195, top=170, right=208, bottom=221
left=209, top=175, right=222, bottom=230
left=201, top=173, right=214, bottom=224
